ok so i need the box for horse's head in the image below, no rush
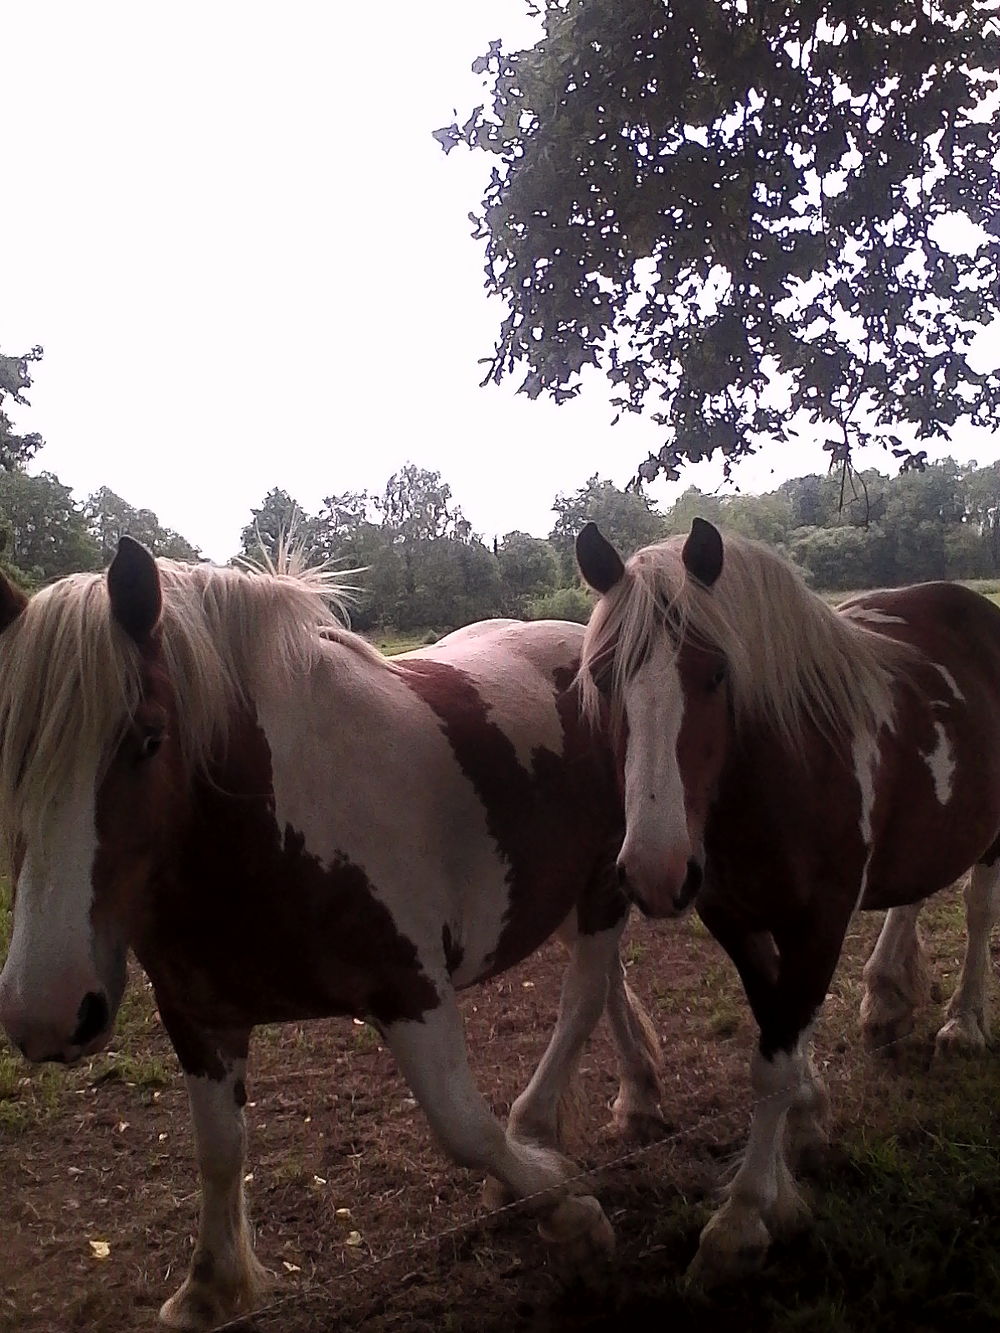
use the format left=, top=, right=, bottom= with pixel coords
left=0, top=538, right=181, bottom=1062
left=577, top=518, right=729, bottom=919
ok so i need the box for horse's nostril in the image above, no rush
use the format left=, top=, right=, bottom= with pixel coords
left=71, top=991, right=109, bottom=1048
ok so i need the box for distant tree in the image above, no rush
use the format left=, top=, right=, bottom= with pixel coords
left=84, top=487, right=200, bottom=563
left=550, top=474, right=665, bottom=578
left=496, top=530, right=560, bottom=612
left=0, top=347, right=44, bottom=471
left=374, top=464, right=472, bottom=545
left=440, top=3, right=1000, bottom=484
left=663, top=486, right=727, bottom=535
left=239, top=488, right=321, bottom=565
left=526, top=585, right=593, bottom=625
left=0, top=470, right=100, bottom=581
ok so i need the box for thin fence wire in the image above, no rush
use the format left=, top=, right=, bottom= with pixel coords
left=203, top=1016, right=940, bottom=1333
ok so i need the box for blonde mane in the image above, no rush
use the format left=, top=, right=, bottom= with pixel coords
left=580, top=531, right=916, bottom=748
left=0, top=558, right=376, bottom=838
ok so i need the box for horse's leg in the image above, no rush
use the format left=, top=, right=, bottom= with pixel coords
left=384, top=990, right=615, bottom=1270
left=157, top=1016, right=267, bottom=1332
left=506, top=909, right=663, bottom=1153
left=604, top=941, right=665, bottom=1143
left=936, top=862, right=1000, bottom=1054
left=506, top=919, right=618, bottom=1152
left=688, top=908, right=844, bottom=1286
left=860, top=903, right=931, bottom=1050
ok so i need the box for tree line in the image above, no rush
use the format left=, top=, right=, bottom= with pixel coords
left=239, top=456, right=1000, bottom=631
left=5, top=445, right=1000, bottom=630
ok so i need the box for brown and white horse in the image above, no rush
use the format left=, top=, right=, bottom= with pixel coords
left=577, top=518, right=1000, bottom=1283
left=0, top=539, right=664, bottom=1330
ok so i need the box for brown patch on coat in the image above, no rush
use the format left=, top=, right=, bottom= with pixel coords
left=95, top=705, right=440, bottom=1050
left=397, top=659, right=625, bottom=973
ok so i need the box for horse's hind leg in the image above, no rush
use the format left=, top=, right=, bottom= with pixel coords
left=936, top=862, right=1000, bottom=1055
left=860, top=903, right=931, bottom=1051
left=157, top=1018, right=267, bottom=1332
left=384, top=991, right=615, bottom=1272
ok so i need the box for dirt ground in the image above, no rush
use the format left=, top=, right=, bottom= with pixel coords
left=1, top=899, right=998, bottom=1333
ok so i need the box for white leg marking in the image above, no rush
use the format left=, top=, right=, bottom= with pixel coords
left=688, top=1037, right=812, bottom=1285
left=386, top=995, right=614, bottom=1267
left=160, top=1063, right=267, bottom=1331
left=937, top=864, right=1000, bottom=1054
left=860, top=904, right=930, bottom=1049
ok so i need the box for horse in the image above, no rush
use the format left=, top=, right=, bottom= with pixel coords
left=576, top=517, right=1000, bottom=1284
left=0, top=538, right=665, bottom=1331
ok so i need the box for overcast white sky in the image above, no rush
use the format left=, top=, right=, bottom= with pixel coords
left=3, top=2, right=998, bottom=561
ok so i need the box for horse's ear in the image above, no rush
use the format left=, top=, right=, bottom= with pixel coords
left=0, top=572, right=27, bottom=634
left=108, top=536, right=162, bottom=645
left=576, top=523, right=625, bottom=594
left=682, top=518, right=724, bottom=588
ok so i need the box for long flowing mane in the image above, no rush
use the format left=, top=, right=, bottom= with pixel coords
left=0, top=558, right=372, bottom=836
left=580, top=532, right=915, bottom=748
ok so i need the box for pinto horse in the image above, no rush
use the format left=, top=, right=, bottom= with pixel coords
left=0, top=539, right=664, bottom=1330
left=577, top=517, right=1000, bottom=1284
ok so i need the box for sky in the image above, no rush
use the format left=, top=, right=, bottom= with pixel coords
left=3, top=1, right=998, bottom=562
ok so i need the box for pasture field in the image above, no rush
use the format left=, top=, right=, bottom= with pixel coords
left=1, top=882, right=998, bottom=1333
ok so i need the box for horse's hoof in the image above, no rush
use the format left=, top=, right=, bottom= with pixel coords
left=935, top=1014, right=988, bottom=1057
left=159, top=1257, right=269, bottom=1331
left=684, top=1206, right=770, bottom=1290
left=861, top=1016, right=913, bottom=1055
left=159, top=1284, right=229, bottom=1332
left=482, top=1174, right=513, bottom=1210
left=538, top=1194, right=615, bottom=1279
left=610, top=1109, right=669, bottom=1145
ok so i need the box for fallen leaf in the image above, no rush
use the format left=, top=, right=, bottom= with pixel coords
left=89, top=1240, right=111, bottom=1260
left=344, top=1231, right=363, bottom=1247
left=335, top=1207, right=352, bottom=1220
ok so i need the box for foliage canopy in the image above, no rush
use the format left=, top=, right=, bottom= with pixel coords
left=438, top=1, right=1000, bottom=483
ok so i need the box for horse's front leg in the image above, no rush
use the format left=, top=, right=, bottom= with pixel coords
left=383, top=988, right=614, bottom=1272
left=157, top=1014, right=267, bottom=1332
left=506, top=904, right=662, bottom=1153
left=688, top=907, right=843, bottom=1287
left=936, top=862, right=1000, bottom=1054
left=860, top=903, right=931, bottom=1050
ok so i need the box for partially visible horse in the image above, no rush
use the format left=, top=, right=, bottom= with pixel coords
left=577, top=518, right=1000, bottom=1283
left=0, top=540, right=663, bottom=1330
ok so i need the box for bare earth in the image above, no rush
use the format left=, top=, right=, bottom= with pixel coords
left=2, top=895, right=999, bottom=1333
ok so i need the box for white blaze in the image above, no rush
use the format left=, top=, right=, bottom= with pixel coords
left=617, top=642, right=690, bottom=881
left=0, top=767, right=102, bottom=1032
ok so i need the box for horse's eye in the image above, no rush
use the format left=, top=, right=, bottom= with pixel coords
left=707, top=663, right=727, bottom=693
left=138, top=728, right=164, bottom=761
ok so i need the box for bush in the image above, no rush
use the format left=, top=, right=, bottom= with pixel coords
left=526, top=585, right=594, bottom=624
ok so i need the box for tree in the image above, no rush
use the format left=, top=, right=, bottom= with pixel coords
left=440, top=4, right=1000, bottom=484
left=374, top=464, right=472, bottom=544
left=550, top=474, right=665, bottom=578
left=239, top=488, right=321, bottom=565
left=84, top=487, right=200, bottom=563
left=0, top=347, right=45, bottom=471
left=0, top=470, right=100, bottom=581
left=496, top=531, right=561, bottom=611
